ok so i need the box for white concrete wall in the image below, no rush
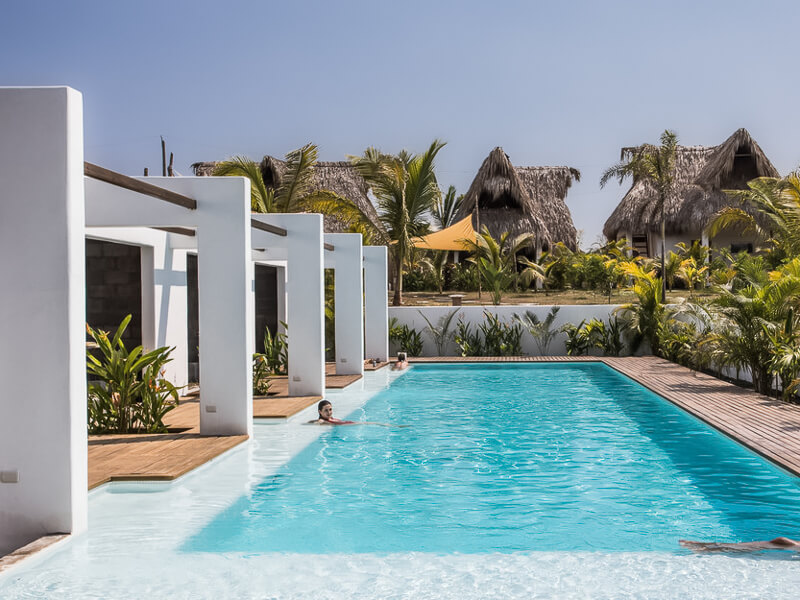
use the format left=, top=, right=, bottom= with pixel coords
left=85, top=176, right=254, bottom=436
left=325, top=234, right=364, bottom=376
left=389, top=305, right=625, bottom=356
left=363, top=246, right=389, bottom=362
left=86, top=228, right=189, bottom=387
left=0, top=87, right=88, bottom=554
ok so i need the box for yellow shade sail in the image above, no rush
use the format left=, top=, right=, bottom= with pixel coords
left=410, top=215, right=477, bottom=251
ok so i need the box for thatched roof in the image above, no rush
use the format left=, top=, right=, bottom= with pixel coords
left=191, top=158, right=380, bottom=234
left=453, top=147, right=580, bottom=250
left=603, top=128, right=779, bottom=240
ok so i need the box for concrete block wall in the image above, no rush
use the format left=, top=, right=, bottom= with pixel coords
left=85, top=239, right=142, bottom=348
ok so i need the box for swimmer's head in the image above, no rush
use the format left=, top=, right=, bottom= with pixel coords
left=397, top=352, right=407, bottom=361
left=317, top=400, right=332, bottom=420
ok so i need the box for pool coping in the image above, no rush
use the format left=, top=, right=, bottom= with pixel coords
left=409, top=356, right=800, bottom=478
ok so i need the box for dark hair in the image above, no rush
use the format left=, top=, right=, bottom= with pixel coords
left=397, top=352, right=407, bottom=361
left=317, top=400, right=331, bottom=412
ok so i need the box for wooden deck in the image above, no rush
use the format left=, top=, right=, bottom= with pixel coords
left=410, top=355, right=800, bottom=477
left=87, top=362, right=369, bottom=489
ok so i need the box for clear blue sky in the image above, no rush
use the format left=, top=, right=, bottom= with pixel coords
left=3, top=0, right=799, bottom=246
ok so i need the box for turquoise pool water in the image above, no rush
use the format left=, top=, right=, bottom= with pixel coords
left=4, top=363, right=800, bottom=599
left=185, top=363, right=800, bottom=554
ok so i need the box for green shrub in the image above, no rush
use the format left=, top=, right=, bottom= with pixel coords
left=252, top=353, right=272, bottom=395
left=479, top=312, right=523, bottom=356
left=449, top=263, right=480, bottom=292
left=403, top=268, right=439, bottom=292
left=561, top=320, right=590, bottom=356
left=455, top=318, right=483, bottom=356
left=263, top=324, right=288, bottom=375
left=391, top=324, right=424, bottom=357
left=86, top=315, right=180, bottom=434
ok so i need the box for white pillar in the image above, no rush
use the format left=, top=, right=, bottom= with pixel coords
left=0, top=87, right=87, bottom=554
left=326, top=234, right=364, bottom=376
left=254, top=214, right=325, bottom=396
left=194, top=186, right=253, bottom=436
left=625, top=231, right=633, bottom=257
left=363, top=246, right=389, bottom=362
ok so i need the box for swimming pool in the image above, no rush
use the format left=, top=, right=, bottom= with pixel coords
left=2, top=363, right=800, bottom=598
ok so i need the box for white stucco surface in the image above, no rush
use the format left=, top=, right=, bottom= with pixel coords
left=325, top=234, right=364, bottom=376
left=389, top=304, right=626, bottom=357
left=0, top=87, right=88, bottom=554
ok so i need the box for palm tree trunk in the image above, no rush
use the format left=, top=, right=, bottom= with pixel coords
left=660, top=196, right=667, bottom=303
left=393, top=268, right=403, bottom=306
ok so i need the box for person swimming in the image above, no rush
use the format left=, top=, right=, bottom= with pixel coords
left=307, top=399, right=409, bottom=428
left=679, top=537, right=800, bottom=553
left=309, top=400, right=355, bottom=425
left=391, top=351, right=409, bottom=371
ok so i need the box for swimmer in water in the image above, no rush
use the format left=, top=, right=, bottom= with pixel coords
left=679, top=537, right=800, bottom=553
left=392, top=351, right=409, bottom=371
left=308, top=400, right=409, bottom=428
left=309, top=400, right=355, bottom=425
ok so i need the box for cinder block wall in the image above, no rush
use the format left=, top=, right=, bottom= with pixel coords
left=85, top=239, right=142, bottom=348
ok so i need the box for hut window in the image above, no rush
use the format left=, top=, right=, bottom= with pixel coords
left=260, top=166, right=277, bottom=188
left=725, top=146, right=760, bottom=189
left=631, top=234, right=648, bottom=257
left=730, top=242, right=753, bottom=254
left=479, top=191, right=516, bottom=210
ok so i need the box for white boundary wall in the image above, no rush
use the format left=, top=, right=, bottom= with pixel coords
left=0, top=87, right=88, bottom=554
left=389, top=305, right=625, bottom=357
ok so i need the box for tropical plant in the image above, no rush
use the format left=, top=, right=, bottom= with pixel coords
left=392, top=325, right=424, bottom=357
left=86, top=315, right=179, bottom=433
left=615, top=261, right=665, bottom=353
left=263, top=324, right=288, bottom=375
left=448, top=262, right=480, bottom=292
left=515, top=307, right=561, bottom=355
left=212, top=144, right=347, bottom=215
left=700, top=259, right=800, bottom=395
left=462, top=226, right=534, bottom=304
left=252, top=354, right=272, bottom=396
left=601, top=129, right=678, bottom=302
left=664, top=251, right=682, bottom=291
left=479, top=312, right=523, bottom=356
left=419, top=309, right=460, bottom=356
left=137, top=364, right=181, bottom=433
left=709, top=171, right=800, bottom=259
left=314, top=141, right=445, bottom=305
left=431, top=185, right=463, bottom=230
left=540, top=242, right=576, bottom=290
left=454, top=317, right=483, bottom=357
left=677, top=257, right=708, bottom=297
left=561, top=320, right=590, bottom=356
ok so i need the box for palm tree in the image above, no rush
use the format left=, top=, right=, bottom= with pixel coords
left=461, top=227, right=534, bottom=304
left=709, top=171, right=800, bottom=260
left=312, top=140, right=446, bottom=305
left=212, top=143, right=344, bottom=214
left=600, top=130, right=678, bottom=302
left=431, top=185, right=463, bottom=229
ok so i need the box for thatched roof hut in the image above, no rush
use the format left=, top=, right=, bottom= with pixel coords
left=191, top=157, right=380, bottom=234
left=603, top=128, right=779, bottom=241
left=453, top=147, right=580, bottom=250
